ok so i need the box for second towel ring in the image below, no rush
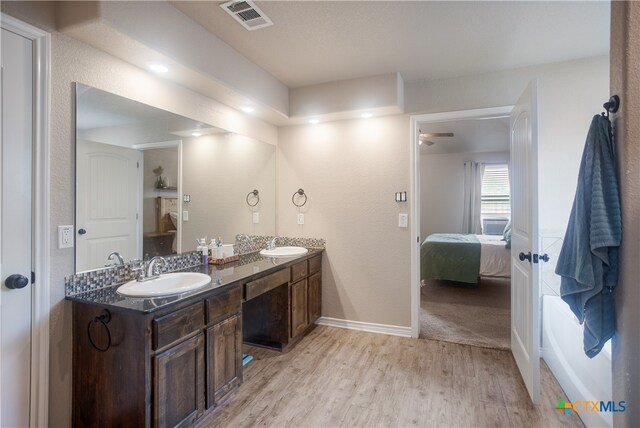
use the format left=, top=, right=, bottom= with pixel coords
left=246, top=189, right=259, bottom=207
left=292, top=188, right=308, bottom=207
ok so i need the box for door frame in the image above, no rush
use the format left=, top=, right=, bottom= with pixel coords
left=409, top=106, right=513, bottom=338
left=1, top=14, right=51, bottom=427
left=134, top=140, right=183, bottom=254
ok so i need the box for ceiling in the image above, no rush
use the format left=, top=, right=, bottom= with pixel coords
left=171, top=1, right=610, bottom=89
left=419, top=116, right=510, bottom=155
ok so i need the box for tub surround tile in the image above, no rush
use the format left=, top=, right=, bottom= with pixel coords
left=541, top=235, right=563, bottom=296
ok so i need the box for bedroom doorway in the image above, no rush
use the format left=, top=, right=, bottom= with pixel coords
left=413, top=109, right=513, bottom=350
left=410, top=86, right=541, bottom=403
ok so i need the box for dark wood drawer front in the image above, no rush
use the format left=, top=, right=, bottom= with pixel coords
left=207, top=286, right=241, bottom=325
left=153, top=303, right=205, bottom=351
left=245, top=269, right=290, bottom=301
left=308, top=255, right=321, bottom=274
left=291, top=260, right=308, bottom=283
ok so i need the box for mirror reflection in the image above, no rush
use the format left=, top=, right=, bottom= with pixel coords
left=75, top=84, right=276, bottom=273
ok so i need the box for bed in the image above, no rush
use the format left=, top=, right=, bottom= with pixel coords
left=420, top=233, right=511, bottom=284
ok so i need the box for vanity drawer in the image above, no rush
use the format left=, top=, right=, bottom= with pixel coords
left=153, top=302, right=205, bottom=350
left=308, top=255, right=321, bottom=275
left=206, top=285, right=241, bottom=324
left=291, top=260, right=308, bottom=283
left=245, top=269, right=290, bottom=301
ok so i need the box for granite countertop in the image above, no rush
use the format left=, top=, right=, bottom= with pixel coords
left=66, top=249, right=323, bottom=313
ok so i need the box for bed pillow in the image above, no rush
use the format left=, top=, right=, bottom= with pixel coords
left=502, top=220, right=512, bottom=249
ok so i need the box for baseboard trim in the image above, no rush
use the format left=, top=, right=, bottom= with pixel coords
left=317, top=317, right=412, bottom=337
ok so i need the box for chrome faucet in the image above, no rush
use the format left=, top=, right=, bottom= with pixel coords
left=146, top=256, right=167, bottom=279
left=131, top=256, right=166, bottom=282
left=267, top=236, right=281, bottom=250
left=107, top=251, right=125, bottom=266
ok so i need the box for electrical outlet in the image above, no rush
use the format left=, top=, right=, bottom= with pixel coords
left=58, top=225, right=74, bottom=248
left=297, top=213, right=305, bottom=225
left=398, top=214, right=408, bottom=228
left=252, top=212, right=260, bottom=224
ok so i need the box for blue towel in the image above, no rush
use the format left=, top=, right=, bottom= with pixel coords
left=555, top=114, right=621, bottom=358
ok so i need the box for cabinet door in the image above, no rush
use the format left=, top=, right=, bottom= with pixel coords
left=153, top=333, right=205, bottom=428
left=308, top=272, right=321, bottom=324
left=291, top=279, right=308, bottom=338
left=207, top=314, right=242, bottom=408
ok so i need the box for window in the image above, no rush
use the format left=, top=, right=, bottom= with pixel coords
left=481, top=164, right=510, bottom=221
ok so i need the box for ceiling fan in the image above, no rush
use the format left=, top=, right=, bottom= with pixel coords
left=419, top=131, right=454, bottom=146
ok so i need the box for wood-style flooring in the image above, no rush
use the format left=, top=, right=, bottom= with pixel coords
left=198, top=326, right=584, bottom=428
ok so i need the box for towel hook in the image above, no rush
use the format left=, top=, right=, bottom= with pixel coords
left=292, top=188, right=308, bottom=207
left=603, top=95, right=620, bottom=118
left=246, top=189, right=259, bottom=207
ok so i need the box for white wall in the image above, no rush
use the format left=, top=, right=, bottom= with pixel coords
left=420, top=151, right=510, bottom=240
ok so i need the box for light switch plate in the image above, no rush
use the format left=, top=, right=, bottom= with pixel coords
left=183, top=210, right=189, bottom=221
left=398, top=214, right=408, bottom=228
left=297, top=213, right=305, bottom=225
left=252, top=212, right=260, bottom=224
left=58, top=225, right=74, bottom=248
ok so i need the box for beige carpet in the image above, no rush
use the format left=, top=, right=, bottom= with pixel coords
left=420, top=277, right=511, bottom=350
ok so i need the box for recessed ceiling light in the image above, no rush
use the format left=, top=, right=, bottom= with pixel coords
left=361, top=112, right=372, bottom=118
left=149, top=63, right=168, bottom=73
left=191, top=132, right=202, bottom=137
left=309, top=119, right=320, bottom=124
left=241, top=106, right=255, bottom=113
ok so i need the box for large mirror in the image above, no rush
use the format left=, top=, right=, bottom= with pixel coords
left=75, top=84, right=276, bottom=272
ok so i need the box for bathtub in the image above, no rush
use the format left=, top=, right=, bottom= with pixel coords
left=542, top=294, right=612, bottom=428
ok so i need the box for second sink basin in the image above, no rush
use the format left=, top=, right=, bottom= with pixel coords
left=260, top=246, right=308, bottom=258
left=117, top=272, right=211, bottom=297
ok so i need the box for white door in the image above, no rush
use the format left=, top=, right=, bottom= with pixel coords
left=76, top=140, right=140, bottom=271
left=1, top=27, right=34, bottom=427
left=510, top=81, right=540, bottom=403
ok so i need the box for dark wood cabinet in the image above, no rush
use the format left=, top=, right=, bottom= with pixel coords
left=243, top=253, right=322, bottom=351
left=308, top=271, right=321, bottom=324
left=290, top=279, right=308, bottom=338
left=206, top=313, right=242, bottom=407
left=72, top=283, right=242, bottom=428
left=153, top=333, right=206, bottom=428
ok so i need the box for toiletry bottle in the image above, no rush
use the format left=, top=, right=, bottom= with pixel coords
left=208, top=238, right=216, bottom=259
left=198, top=238, right=208, bottom=265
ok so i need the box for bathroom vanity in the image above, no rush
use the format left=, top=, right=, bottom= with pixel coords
left=68, top=250, right=322, bottom=428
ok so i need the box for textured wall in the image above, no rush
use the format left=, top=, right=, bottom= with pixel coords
left=610, top=2, right=640, bottom=426
left=278, top=116, right=412, bottom=327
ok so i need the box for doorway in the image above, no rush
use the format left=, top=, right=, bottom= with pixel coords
left=417, top=116, right=512, bottom=349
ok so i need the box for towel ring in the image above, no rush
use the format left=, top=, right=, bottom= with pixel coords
left=292, top=188, right=307, bottom=207
left=87, top=309, right=112, bottom=352
left=246, top=189, right=259, bottom=207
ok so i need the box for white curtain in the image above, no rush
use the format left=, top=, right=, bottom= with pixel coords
left=462, top=162, right=485, bottom=234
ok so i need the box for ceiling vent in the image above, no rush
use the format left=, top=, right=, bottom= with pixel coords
left=220, top=1, right=273, bottom=31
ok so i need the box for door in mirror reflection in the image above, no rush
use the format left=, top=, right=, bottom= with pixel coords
left=76, top=140, right=142, bottom=272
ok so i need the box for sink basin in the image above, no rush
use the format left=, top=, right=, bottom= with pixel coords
left=117, top=272, right=211, bottom=297
left=260, top=246, right=308, bottom=258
